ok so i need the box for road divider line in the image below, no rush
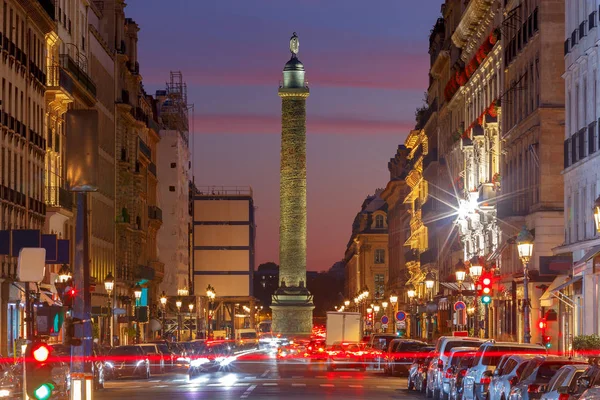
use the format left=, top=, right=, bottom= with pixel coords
left=349, top=385, right=363, bottom=388
left=377, top=386, right=391, bottom=389
left=292, top=383, right=306, bottom=387
left=320, top=384, right=335, bottom=387
left=260, top=369, right=270, bottom=378
left=263, top=383, right=278, bottom=386
left=240, top=384, right=257, bottom=399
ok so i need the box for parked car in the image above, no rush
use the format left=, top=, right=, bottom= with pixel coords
left=578, top=387, right=600, bottom=400
left=559, top=364, right=600, bottom=400
left=408, top=347, right=436, bottom=391
left=540, top=364, right=587, bottom=400
left=462, top=341, right=546, bottom=400
left=326, top=342, right=366, bottom=371
left=427, top=336, right=486, bottom=400
left=45, top=344, right=72, bottom=396
left=509, top=356, right=582, bottom=400
left=450, top=351, right=477, bottom=400
left=489, top=354, right=541, bottom=400
left=440, top=347, right=480, bottom=400
left=384, top=339, right=429, bottom=376
left=104, top=345, right=151, bottom=380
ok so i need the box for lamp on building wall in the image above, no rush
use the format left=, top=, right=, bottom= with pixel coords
left=594, top=196, right=600, bottom=233
left=517, top=226, right=534, bottom=344
left=104, top=272, right=114, bottom=346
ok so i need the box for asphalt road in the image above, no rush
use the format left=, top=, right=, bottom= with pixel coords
left=95, top=351, right=421, bottom=399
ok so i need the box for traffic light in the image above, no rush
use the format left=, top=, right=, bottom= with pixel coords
left=63, top=316, right=82, bottom=346
left=538, top=318, right=547, bottom=330
left=62, top=287, right=76, bottom=308
left=543, top=335, right=552, bottom=349
left=26, top=342, right=55, bottom=400
left=480, top=273, right=493, bottom=304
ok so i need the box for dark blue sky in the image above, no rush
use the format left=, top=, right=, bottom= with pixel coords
left=126, top=0, right=444, bottom=270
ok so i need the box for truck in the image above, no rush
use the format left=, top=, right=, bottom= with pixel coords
left=325, top=311, right=362, bottom=347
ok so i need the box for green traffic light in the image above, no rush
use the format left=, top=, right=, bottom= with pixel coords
left=481, top=295, right=492, bottom=304
left=34, top=383, right=54, bottom=400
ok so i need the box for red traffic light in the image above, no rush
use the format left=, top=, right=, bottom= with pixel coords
left=32, top=343, right=51, bottom=362
left=482, top=277, right=492, bottom=286
left=538, top=319, right=547, bottom=330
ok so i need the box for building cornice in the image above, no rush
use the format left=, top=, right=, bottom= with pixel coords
left=452, top=0, right=495, bottom=52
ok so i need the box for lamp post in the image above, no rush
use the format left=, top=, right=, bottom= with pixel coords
left=206, top=285, right=216, bottom=339
left=454, top=260, right=467, bottom=332
left=407, top=284, right=416, bottom=338
left=176, top=298, right=182, bottom=342
left=188, top=303, right=194, bottom=340
left=58, top=264, right=72, bottom=284
left=133, top=284, right=142, bottom=343
left=373, top=304, right=381, bottom=332
left=517, top=226, right=534, bottom=344
left=425, top=272, right=435, bottom=299
left=344, top=300, right=350, bottom=309
left=160, top=292, right=167, bottom=339
left=469, top=257, right=483, bottom=337
left=104, top=272, right=114, bottom=347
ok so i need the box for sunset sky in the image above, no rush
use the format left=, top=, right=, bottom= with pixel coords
left=126, top=0, right=444, bottom=271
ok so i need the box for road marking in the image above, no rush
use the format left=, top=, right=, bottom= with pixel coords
left=260, top=369, right=270, bottom=378
left=349, top=384, right=363, bottom=388
left=292, top=383, right=306, bottom=387
left=377, top=385, right=391, bottom=389
left=149, top=380, right=160, bottom=382
left=320, top=384, right=335, bottom=387
left=156, top=385, right=167, bottom=388
left=234, top=383, right=250, bottom=387
left=240, top=384, right=256, bottom=399
left=263, top=383, right=278, bottom=386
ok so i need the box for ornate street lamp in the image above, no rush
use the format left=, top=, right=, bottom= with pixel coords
left=469, top=257, right=483, bottom=281
left=382, top=301, right=388, bottom=309
left=425, top=271, right=436, bottom=297
left=176, top=298, right=182, bottom=341
left=133, top=284, right=142, bottom=343
left=344, top=300, right=350, bottom=308
left=517, top=226, right=534, bottom=344
left=58, top=264, right=72, bottom=283
left=160, top=291, right=167, bottom=339
left=206, top=285, right=216, bottom=339
left=104, top=272, right=114, bottom=346
left=468, top=257, right=482, bottom=338
left=454, top=261, right=467, bottom=286
left=374, top=304, right=380, bottom=313
left=406, top=285, right=416, bottom=300
left=594, top=196, right=600, bottom=233
left=188, top=303, right=194, bottom=340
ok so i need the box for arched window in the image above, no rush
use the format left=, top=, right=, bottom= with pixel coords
left=375, top=214, right=384, bottom=229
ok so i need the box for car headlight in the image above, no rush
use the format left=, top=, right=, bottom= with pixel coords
left=105, top=362, right=114, bottom=368
left=190, top=358, right=210, bottom=367
left=136, top=360, right=145, bottom=367
left=215, top=357, right=225, bottom=363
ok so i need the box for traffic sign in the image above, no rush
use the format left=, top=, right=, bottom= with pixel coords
left=381, top=315, right=389, bottom=325
left=396, top=321, right=406, bottom=329
left=396, top=311, right=406, bottom=321
left=454, top=301, right=466, bottom=311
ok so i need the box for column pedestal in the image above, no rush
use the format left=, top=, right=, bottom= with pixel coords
left=271, top=286, right=314, bottom=337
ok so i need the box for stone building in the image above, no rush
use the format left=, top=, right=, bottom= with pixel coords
left=344, top=190, right=389, bottom=311
left=114, top=15, right=163, bottom=343
left=554, top=0, right=600, bottom=343
left=0, top=0, right=55, bottom=356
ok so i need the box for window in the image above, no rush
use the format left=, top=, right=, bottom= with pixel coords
left=375, top=214, right=384, bottom=229
left=170, top=162, right=176, bottom=168
left=169, top=186, right=175, bottom=192
left=374, top=273, right=385, bottom=298
left=374, top=249, right=385, bottom=264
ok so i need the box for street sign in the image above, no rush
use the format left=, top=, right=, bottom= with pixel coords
left=454, top=301, right=466, bottom=311
left=382, top=324, right=388, bottom=330
left=396, top=311, right=406, bottom=321
left=396, top=321, right=406, bottom=329
left=381, top=315, right=389, bottom=324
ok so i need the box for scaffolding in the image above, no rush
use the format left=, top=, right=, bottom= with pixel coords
left=160, top=71, right=189, bottom=144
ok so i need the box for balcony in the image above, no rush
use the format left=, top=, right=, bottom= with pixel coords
left=148, top=205, right=162, bottom=222
left=138, top=139, right=151, bottom=160
left=405, top=249, right=419, bottom=263
left=37, top=0, right=55, bottom=19
left=59, top=54, right=96, bottom=98
left=45, top=186, right=73, bottom=211
left=131, top=107, right=149, bottom=125
left=47, top=64, right=74, bottom=98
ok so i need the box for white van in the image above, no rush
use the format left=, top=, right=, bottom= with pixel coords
left=236, top=329, right=259, bottom=349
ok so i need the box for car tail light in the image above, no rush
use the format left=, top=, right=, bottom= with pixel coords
left=527, top=384, right=541, bottom=393
left=509, top=376, right=518, bottom=386
left=438, top=359, right=444, bottom=369
left=445, top=367, right=454, bottom=379
left=460, top=369, right=467, bottom=377
left=480, top=376, right=491, bottom=385
left=558, top=394, right=569, bottom=400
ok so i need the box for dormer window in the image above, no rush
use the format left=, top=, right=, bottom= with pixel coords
left=375, top=214, right=384, bottom=229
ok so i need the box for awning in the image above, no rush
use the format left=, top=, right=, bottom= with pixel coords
left=539, top=275, right=570, bottom=307
left=440, top=282, right=475, bottom=292
left=573, top=245, right=600, bottom=270
left=552, top=275, right=582, bottom=293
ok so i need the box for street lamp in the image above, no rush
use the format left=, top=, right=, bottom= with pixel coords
left=425, top=271, right=436, bottom=300
left=594, top=196, right=600, bottom=233
left=58, top=264, right=72, bottom=283
left=104, top=272, right=114, bottom=347
left=469, top=257, right=482, bottom=337
left=188, top=303, right=194, bottom=340
left=454, top=261, right=467, bottom=287
left=160, top=292, right=167, bottom=339
left=133, top=284, right=142, bottom=343
left=517, top=226, right=534, bottom=344
left=176, top=298, right=182, bottom=341
left=382, top=301, right=388, bottom=309
left=206, top=285, right=216, bottom=339
left=469, top=257, right=483, bottom=281
left=344, top=300, right=350, bottom=308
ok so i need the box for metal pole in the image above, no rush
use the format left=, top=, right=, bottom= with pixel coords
left=161, top=305, right=165, bottom=339
left=523, top=261, right=531, bottom=343
left=108, top=295, right=112, bottom=347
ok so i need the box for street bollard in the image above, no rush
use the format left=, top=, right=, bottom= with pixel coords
left=70, top=373, right=94, bottom=400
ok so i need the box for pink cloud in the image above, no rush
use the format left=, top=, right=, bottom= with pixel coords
left=191, top=113, right=414, bottom=135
